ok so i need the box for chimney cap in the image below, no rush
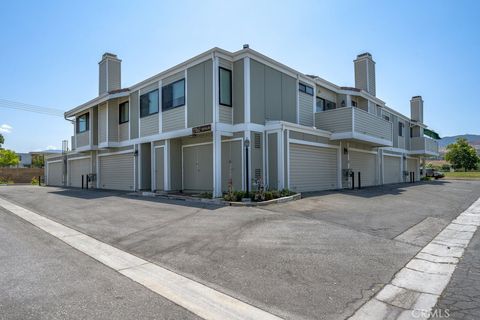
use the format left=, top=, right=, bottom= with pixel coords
left=412, top=95, right=422, bottom=99
left=356, top=52, right=373, bottom=59
left=101, top=52, right=120, bottom=60
left=243, top=44, right=249, bottom=49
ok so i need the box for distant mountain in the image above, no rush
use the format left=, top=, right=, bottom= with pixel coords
left=438, top=134, right=480, bottom=148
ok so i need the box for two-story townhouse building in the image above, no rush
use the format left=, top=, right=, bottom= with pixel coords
left=45, top=45, right=439, bottom=197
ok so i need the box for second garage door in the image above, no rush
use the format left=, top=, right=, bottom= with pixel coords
left=289, top=143, right=338, bottom=192
left=69, top=158, right=91, bottom=187
left=47, top=161, right=63, bottom=186
left=183, top=143, right=213, bottom=191
left=99, top=153, right=134, bottom=191
left=384, top=155, right=402, bottom=184
left=350, top=150, right=377, bottom=187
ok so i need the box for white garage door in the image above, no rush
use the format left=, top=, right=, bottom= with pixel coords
left=350, top=151, right=377, bottom=187
left=69, top=158, right=91, bottom=187
left=47, top=161, right=63, bottom=186
left=384, top=155, right=402, bottom=184
left=99, top=153, right=134, bottom=191
left=289, top=143, right=338, bottom=192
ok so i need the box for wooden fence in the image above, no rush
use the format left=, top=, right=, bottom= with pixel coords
left=0, top=168, right=44, bottom=183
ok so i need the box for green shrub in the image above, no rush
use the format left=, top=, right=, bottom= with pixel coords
left=31, top=177, right=39, bottom=185
left=199, top=192, right=212, bottom=199
left=0, top=177, right=13, bottom=184
left=421, top=176, right=432, bottom=181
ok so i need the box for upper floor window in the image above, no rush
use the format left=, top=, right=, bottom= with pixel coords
left=351, top=100, right=357, bottom=107
left=76, top=113, right=89, bottom=133
left=140, top=90, right=159, bottom=117
left=325, top=99, right=336, bottom=110
left=119, top=101, right=129, bottom=124
left=316, top=97, right=324, bottom=112
left=316, top=97, right=336, bottom=112
left=162, top=79, right=185, bottom=111
left=383, top=114, right=390, bottom=122
left=219, top=67, right=232, bottom=107
left=399, top=122, right=404, bottom=137
left=299, top=83, right=314, bottom=96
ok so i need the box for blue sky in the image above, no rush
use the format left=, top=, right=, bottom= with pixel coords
left=0, top=0, right=479, bottom=152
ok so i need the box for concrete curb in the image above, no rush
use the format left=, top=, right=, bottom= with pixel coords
left=348, top=197, right=480, bottom=320
left=132, top=192, right=302, bottom=207
left=228, top=193, right=301, bottom=207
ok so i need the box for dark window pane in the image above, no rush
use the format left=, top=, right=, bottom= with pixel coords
left=119, top=102, right=129, bottom=123
left=140, top=90, right=159, bottom=117
left=219, top=68, right=232, bottom=106
left=305, top=86, right=314, bottom=96
left=76, top=113, right=89, bottom=133
left=162, top=79, right=185, bottom=111
left=316, top=97, right=325, bottom=112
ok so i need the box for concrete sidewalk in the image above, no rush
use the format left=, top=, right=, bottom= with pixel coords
left=1, top=180, right=479, bottom=319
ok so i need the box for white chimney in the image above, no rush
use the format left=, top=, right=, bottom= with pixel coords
left=99, top=53, right=121, bottom=95
left=410, top=96, right=424, bottom=123
left=354, top=52, right=376, bottom=96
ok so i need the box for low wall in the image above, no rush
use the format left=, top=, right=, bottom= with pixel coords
left=0, top=168, right=44, bottom=183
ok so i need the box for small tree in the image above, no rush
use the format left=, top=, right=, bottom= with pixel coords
left=0, top=149, right=20, bottom=167
left=445, top=138, right=480, bottom=172
left=31, top=155, right=45, bottom=168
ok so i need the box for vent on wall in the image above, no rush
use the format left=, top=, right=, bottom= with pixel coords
left=255, top=168, right=262, bottom=180
left=254, top=133, right=261, bottom=148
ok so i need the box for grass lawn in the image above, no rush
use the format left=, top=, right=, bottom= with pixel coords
left=444, top=171, right=480, bottom=180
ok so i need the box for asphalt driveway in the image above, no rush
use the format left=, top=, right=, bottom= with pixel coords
left=1, top=180, right=479, bottom=320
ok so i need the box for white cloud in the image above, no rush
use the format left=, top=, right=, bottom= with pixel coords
left=0, top=124, right=12, bottom=134
left=45, top=145, right=58, bottom=150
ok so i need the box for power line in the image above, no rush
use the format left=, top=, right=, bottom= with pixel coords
left=0, top=98, right=65, bottom=117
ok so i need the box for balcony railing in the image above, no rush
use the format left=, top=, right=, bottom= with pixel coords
left=315, top=107, right=393, bottom=146
left=410, top=137, right=439, bottom=156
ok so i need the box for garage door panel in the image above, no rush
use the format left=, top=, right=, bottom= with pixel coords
left=289, top=144, right=338, bottom=192
left=69, top=158, right=91, bottom=187
left=350, top=151, right=376, bottom=187
left=99, top=153, right=134, bottom=191
left=47, top=162, right=63, bottom=186
left=384, top=155, right=402, bottom=184
left=183, top=144, right=213, bottom=191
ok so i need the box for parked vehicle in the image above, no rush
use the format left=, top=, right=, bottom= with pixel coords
left=425, top=168, right=445, bottom=179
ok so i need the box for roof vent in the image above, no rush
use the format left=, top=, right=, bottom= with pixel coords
left=243, top=44, right=249, bottom=49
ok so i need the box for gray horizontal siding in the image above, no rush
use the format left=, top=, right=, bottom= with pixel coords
left=315, top=107, right=352, bottom=132
left=163, top=106, right=185, bottom=132
left=140, top=113, right=159, bottom=137
left=98, top=104, right=107, bottom=143
left=119, top=122, right=129, bottom=141
left=298, top=92, right=313, bottom=127
left=354, top=108, right=392, bottom=141
left=76, top=131, right=89, bottom=147
left=219, top=105, right=232, bottom=124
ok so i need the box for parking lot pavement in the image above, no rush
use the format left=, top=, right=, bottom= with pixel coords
left=270, top=180, right=480, bottom=241
left=1, top=180, right=479, bottom=320
left=0, top=207, right=199, bottom=320
left=433, top=228, right=480, bottom=320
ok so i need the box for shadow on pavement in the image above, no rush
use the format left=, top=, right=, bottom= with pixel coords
left=48, top=187, right=223, bottom=210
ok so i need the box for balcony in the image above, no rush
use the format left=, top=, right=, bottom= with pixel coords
left=315, top=107, right=393, bottom=147
left=410, top=136, right=439, bottom=156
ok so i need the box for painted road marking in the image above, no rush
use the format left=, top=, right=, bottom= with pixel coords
left=349, top=197, right=480, bottom=320
left=0, top=197, right=282, bottom=320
